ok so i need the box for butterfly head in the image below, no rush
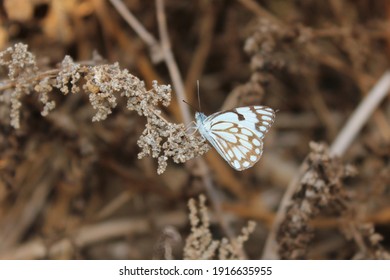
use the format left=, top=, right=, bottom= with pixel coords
left=195, top=112, right=206, bottom=125
left=194, top=111, right=208, bottom=140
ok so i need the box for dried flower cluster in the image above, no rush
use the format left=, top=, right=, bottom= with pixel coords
left=184, top=195, right=256, bottom=260
left=0, top=43, right=209, bottom=174
left=346, top=223, right=390, bottom=260
left=277, top=142, right=390, bottom=259
left=224, top=19, right=312, bottom=109
left=244, top=20, right=313, bottom=73
left=277, top=142, right=355, bottom=259
left=0, top=43, right=38, bottom=128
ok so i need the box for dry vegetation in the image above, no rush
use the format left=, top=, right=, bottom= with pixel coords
left=0, top=0, right=390, bottom=260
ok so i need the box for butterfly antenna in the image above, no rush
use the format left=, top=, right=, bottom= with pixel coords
left=182, top=81, right=202, bottom=112
left=197, top=80, right=202, bottom=112
left=182, top=100, right=197, bottom=112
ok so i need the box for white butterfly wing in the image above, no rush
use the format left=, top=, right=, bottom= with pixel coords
left=201, top=106, right=275, bottom=171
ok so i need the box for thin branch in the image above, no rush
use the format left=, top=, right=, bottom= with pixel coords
left=0, top=214, right=186, bottom=259
left=0, top=59, right=99, bottom=92
left=184, top=1, right=216, bottom=105
left=261, top=157, right=309, bottom=259
left=330, top=71, right=390, bottom=156
left=237, top=0, right=282, bottom=25
left=155, top=0, right=192, bottom=125
left=109, top=0, right=191, bottom=124
left=108, top=0, right=159, bottom=49
left=0, top=69, right=60, bottom=91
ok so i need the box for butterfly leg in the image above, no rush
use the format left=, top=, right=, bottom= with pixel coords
left=185, top=121, right=198, bottom=135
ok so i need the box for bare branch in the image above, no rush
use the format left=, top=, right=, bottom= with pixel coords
left=330, top=71, right=390, bottom=156
left=108, top=0, right=159, bottom=49
left=156, top=0, right=192, bottom=125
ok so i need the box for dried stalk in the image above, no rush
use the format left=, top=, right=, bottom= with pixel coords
left=262, top=71, right=390, bottom=259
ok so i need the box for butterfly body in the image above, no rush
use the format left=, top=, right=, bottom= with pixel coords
left=195, top=106, right=275, bottom=171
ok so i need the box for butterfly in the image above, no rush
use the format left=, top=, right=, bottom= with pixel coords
left=195, top=106, right=275, bottom=171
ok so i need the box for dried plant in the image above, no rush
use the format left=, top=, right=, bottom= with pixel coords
left=277, top=142, right=390, bottom=259
left=0, top=43, right=209, bottom=174
left=276, top=142, right=354, bottom=259
left=1, top=0, right=390, bottom=261
left=345, top=223, right=390, bottom=260
left=184, top=195, right=256, bottom=260
left=153, top=226, right=182, bottom=260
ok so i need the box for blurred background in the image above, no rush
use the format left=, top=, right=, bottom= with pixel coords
left=0, top=0, right=389, bottom=259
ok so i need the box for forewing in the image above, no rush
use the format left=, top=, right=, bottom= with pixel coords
left=204, top=106, right=275, bottom=171
left=206, top=106, right=275, bottom=139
